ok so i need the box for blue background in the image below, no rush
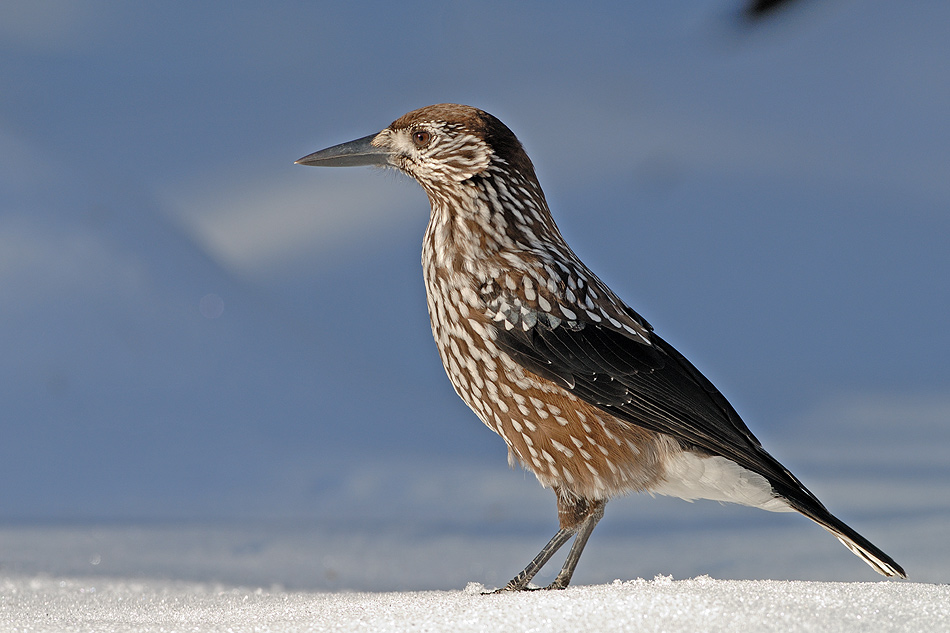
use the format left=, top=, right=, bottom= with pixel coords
left=1, top=2, right=947, bottom=586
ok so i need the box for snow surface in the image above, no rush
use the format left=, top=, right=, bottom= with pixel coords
left=3, top=575, right=947, bottom=633
left=2, top=517, right=948, bottom=632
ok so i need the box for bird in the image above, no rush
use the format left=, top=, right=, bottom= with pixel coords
left=296, top=103, right=905, bottom=590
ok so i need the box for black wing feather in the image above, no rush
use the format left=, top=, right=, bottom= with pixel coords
left=493, top=317, right=820, bottom=507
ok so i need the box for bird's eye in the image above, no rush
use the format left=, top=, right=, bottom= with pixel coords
left=412, top=130, right=431, bottom=148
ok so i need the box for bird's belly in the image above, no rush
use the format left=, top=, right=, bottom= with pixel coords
left=424, top=272, right=666, bottom=500
left=436, top=326, right=670, bottom=499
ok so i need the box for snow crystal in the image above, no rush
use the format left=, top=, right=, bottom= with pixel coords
left=2, top=574, right=946, bottom=633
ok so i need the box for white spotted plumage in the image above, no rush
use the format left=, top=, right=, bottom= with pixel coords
left=298, top=103, right=906, bottom=587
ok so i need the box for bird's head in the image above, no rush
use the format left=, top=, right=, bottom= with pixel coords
left=296, top=104, right=538, bottom=192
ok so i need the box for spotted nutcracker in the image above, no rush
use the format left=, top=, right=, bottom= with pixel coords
left=296, top=104, right=905, bottom=589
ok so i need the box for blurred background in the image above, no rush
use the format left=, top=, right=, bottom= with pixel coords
left=1, top=1, right=947, bottom=589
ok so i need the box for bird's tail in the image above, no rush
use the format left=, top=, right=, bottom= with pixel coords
left=752, top=444, right=906, bottom=578
left=791, top=499, right=906, bottom=578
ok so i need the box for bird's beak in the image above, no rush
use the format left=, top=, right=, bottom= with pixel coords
left=295, top=133, right=391, bottom=167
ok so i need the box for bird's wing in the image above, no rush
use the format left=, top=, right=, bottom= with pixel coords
left=492, top=301, right=912, bottom=577
left=487, top=289, right=814, bottom=502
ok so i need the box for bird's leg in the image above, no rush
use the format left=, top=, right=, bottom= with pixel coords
left=493, top=526, right=576, bottom=592
left=545, top=498, right=606, bottom=590
left=494, top=492, right=606, bottom=592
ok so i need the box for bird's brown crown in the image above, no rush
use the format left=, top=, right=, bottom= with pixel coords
left=388, top=104, right=538, bottom=183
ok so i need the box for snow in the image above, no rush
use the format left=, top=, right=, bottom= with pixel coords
left=4, top=575, right=947, bottom=633
left=2, top=516, right=948, bottom=632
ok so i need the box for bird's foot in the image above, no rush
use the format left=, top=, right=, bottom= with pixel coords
left=485, top=579, right=568, bottom=594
